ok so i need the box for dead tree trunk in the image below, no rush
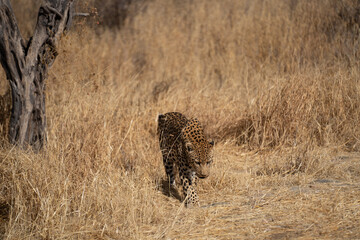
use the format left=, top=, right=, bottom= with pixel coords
left=0, top=0, right=73, bottom=151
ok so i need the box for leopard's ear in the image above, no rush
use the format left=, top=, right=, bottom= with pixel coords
left=209, top=140, right=214, bottom=147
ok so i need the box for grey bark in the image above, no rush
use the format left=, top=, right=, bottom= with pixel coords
left=0, top=0, right=73, bottom=151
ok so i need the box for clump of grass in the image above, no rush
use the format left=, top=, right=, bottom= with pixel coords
left=218, top=0, right=360, bottom=151
left=222, top=68, right=360, bottom=150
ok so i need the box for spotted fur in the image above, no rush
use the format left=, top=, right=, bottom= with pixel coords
left=157, top=112, right=214, bottom=207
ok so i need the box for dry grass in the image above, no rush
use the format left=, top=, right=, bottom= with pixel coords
left=1, top=0, right=360, bottom=238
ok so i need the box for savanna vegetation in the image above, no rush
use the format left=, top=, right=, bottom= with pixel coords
left=0, top=0, right=359, bottom=238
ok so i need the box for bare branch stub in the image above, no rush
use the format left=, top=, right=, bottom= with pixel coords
left=0, top=0, right=74, bottom=151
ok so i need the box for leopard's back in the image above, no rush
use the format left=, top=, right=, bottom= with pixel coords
left=157, top=112, right=188, bottom=151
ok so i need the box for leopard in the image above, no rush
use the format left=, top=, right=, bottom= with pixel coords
left=157, top=112, right=214, bottom=207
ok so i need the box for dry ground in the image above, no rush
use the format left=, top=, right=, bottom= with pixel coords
left=1, top=0, right=360, bottom=239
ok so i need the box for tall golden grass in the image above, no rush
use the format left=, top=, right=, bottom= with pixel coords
left=1, top=0, right=360, bottom=238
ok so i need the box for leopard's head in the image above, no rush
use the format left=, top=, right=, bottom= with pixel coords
left=181, top=118, right=214, bottom=178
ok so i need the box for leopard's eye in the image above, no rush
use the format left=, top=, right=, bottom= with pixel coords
left=206, top=160, right=213, bottom=165
left=195, top=161, right=201, bottom=165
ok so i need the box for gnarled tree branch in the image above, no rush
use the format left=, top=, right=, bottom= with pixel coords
left=0, top=0, right=74, bottom=151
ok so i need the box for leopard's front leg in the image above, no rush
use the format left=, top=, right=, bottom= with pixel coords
left=180, top=170, right=199, bottom=207
left=161, top=149, right=176, bottom=186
